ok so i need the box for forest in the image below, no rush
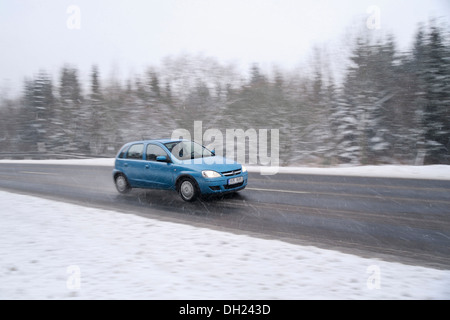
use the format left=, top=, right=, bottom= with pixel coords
left=0, top=21, right=449, bottom=166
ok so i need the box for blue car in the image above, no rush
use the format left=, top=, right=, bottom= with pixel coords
left=112, top=139, right=248, bottom=201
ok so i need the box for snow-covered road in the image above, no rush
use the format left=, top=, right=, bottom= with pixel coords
left=0, top=190, right=449, bottom=300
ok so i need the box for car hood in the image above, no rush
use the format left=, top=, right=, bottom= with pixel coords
left=177, top=156, right=242, bottom=172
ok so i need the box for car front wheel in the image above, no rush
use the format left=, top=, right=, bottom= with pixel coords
left=178, top=177, right=198, bottom=202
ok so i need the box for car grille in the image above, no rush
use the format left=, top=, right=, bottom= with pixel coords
left=221, top=169, right=242, bottom=177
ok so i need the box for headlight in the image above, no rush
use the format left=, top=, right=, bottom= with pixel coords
left=241, top=165, right=247, bottom=172
left=202, top=170, right=221, bottom=178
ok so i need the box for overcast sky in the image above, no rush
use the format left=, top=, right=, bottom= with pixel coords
left=0, top=0, right=449, bottom=95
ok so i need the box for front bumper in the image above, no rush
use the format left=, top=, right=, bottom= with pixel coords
left=198, top=172, right=248, bottom=195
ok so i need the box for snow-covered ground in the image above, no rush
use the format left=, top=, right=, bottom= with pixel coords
left=1, top=158, right=449, bottom=180
left=0, top=190, right=449, bottom=300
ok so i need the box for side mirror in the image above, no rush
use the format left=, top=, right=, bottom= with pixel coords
left=156, top=155, right=169, bottom=163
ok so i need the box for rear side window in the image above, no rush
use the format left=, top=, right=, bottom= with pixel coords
left=118, top=145, right=129, bottom=158
left=126, top=144, right=144, bottom=160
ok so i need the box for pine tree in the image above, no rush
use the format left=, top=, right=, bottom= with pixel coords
left=54, top=66, right=85, bottom=153
left=20, top=71, right=55, bottom=152
left=409, top=23, right=450, bottom=164
left=149, top=71, right=161, bottom=99
left=88, top=65, right=106, bottom=154
left=331, top=92, right=360, bottom=164
left=421, top=24, right=450, bottom=164
left=0, top=90, right=21, bottom=152
left=336, top=33, right=399, bottom=164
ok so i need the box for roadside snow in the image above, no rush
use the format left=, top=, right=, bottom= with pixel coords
left=0, top=191, right=448, bottom=300
left=0, top=158, right=116, bottom=167
left=251, top=164, right=450, bottom=180
left=0, top=158, right=449, bottom=180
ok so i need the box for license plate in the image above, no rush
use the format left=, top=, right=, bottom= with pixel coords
left=228, top=176, right=244, bottom=185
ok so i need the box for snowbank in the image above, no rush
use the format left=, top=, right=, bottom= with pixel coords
left=249, top=164, right=450, bottom=180
left=0, top=158, right=116, bottom=167
left=0, top=190, right=448, bottom=300
left=0, top=158, right=449, bottom=180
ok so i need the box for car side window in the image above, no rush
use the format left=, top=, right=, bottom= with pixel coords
left=146, top=144, right=168, bottom=161
left=118, top=145, right=129, bottom=158
left=126, top=144, right=144, bottom=160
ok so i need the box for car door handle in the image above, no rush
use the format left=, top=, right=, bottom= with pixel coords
left=145, top=165, right=150, bottom=169
left=124, top=163, right=128, bottom=167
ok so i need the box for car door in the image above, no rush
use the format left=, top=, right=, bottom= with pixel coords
left=123, top=143, right=146, bottom=186
left=144, top=143, right=174, bottom=189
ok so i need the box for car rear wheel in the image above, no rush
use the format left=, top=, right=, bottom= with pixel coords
left=178, top=177, right=198, bottom=202
left=115, top=174, right=131, bottom=194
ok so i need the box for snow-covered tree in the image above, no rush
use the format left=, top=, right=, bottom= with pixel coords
left=418, top=24, right=450, bottom=164
left=336, top=33, right=399, bottom=164
left=20, top=71, right=55, bottom=152
left=52, top=66, right=86, bottom=153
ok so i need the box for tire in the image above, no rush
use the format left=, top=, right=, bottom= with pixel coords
left=115, top=174, right=131, bottom=194
left=178, top=177, right=198, bottom=202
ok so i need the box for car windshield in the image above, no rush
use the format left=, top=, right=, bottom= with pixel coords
left=164, top=141, right=214, bottom=160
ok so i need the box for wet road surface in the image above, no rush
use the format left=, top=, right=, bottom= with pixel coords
left=0, top=163, right=449, bottom=269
